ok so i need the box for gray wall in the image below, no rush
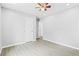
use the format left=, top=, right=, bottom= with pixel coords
left=0, top=5, right=1, bottom=47
left=0, top=5, right=2, bottom=54
left=43, top=6, right=79, bottom=49
left=2, top=8, right=36, bottom=48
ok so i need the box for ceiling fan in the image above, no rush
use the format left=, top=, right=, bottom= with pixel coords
left=35, top=3, right=51, bottom=11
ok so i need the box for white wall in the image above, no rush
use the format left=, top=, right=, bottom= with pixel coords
left=0, top=5, right=1, bottom=47
left=2, top=8, right=36, bottom=48
left=0, top=5, right=2, bottom=54
left=43, top=6, right=79, bottom=49
left=24, top=16, right=36, bottom=42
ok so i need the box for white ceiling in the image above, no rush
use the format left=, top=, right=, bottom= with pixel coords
left=1, top=3, right=79, bottom=18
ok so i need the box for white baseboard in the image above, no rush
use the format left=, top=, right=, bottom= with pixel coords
left=1, top=40, right=36, bottom=49
left=43, top=37, right=79, bottom=50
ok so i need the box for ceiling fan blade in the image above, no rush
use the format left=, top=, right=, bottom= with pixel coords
left=46, top=5, right=51, bottom=8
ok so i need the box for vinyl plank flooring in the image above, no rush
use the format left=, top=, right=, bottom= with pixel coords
left=1, top=39, right=79, bottom=56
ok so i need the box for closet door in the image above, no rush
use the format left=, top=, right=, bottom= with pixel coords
left=43, top=6, right=79, bottom=49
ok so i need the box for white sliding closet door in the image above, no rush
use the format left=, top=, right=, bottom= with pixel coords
left=43, top=6, right=79, bottom=49
left=2, top=8, right=35, bottom=48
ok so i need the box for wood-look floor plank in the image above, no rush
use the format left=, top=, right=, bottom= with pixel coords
left=1, top=39, right=79, bottom=56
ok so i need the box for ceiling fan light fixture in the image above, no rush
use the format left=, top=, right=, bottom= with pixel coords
left=35, top=3, right=51, bottom=11
left=66, top=3, right=70, bottom=6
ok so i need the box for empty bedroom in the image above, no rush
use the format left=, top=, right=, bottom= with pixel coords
left=0, top=3, right=79, bottom=56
